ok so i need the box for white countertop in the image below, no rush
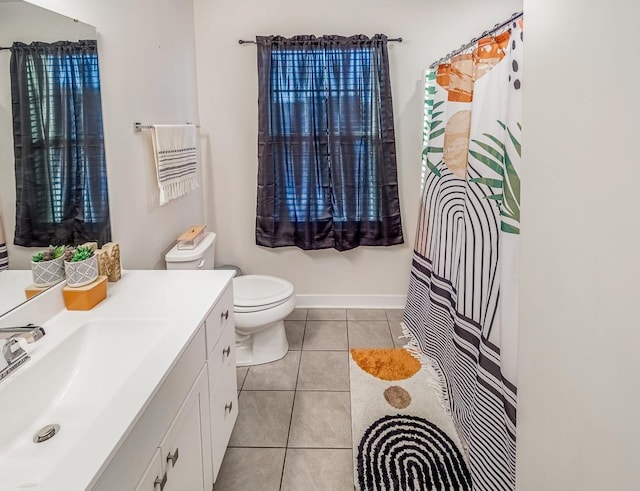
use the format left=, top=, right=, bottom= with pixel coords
left=0, top=269, right=234, bottom=490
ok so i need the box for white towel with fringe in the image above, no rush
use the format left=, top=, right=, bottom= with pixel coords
left=151, top=124, right=198, bottom=205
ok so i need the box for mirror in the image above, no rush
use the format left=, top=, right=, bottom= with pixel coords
left=0, top=1, right=100, bottom=317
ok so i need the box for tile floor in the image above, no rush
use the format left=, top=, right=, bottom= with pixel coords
left=214, top=308, right=405, bottom=491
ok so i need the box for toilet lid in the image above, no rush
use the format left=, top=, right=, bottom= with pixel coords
left=233, top=275, right=294, bottom=308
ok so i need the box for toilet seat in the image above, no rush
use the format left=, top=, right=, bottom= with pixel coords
left=233, top=275, right=294, bottom=313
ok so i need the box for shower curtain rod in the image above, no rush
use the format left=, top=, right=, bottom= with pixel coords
left=429, top=10, right=522, bottom=69
left=238, top=37, right=402, bottom=45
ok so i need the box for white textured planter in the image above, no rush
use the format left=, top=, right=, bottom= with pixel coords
left=31, top=257, right=65, bottom=286
left=64, top=255, right=99, bottom=288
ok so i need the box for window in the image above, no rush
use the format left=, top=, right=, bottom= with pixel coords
left=256, top=35, right=403, bottom=252
left=10, top=40, right=111, bottom=247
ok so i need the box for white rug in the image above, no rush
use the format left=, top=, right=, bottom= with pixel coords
left=349, top=348, right=471, bottom=490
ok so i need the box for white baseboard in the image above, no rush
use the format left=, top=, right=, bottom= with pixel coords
left=295, top=294, right=406, bottom=309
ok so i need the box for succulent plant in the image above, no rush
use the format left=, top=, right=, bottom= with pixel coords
left=32, top=245, right=71, bottom=262
left=70, top=245, right=95, bottom=262
left=31, top=251, right=44, bottom=263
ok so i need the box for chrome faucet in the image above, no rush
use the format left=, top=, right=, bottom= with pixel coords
left=0, top=325, right=46, bottom=383
left=0, top=324, right=46, bottom=343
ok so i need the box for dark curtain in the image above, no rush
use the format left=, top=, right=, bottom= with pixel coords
left=10, top=40, right=111, bottom=247
left=256, top=35, right=403, bottom=251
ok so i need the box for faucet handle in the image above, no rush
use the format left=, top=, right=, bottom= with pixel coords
left=3, top=338, right=27, bottom=365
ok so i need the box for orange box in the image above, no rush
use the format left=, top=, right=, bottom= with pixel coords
left=63, top=275, right=108, bottom=310
left=25, top=284, right=50, bottom=300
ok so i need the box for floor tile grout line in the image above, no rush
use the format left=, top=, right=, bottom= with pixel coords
left=237, top=367, right=248, bottom=391
left=226, top=445, right=353, bottom=450
left=227, top=445, right=351, bottom=450
left=279, top=320, right=306, bottom=490
left=346, top=313, right=355, bottom=483
left=239, top=389, right=350, bottom=393
left=301, top=349, right=350, bottom=351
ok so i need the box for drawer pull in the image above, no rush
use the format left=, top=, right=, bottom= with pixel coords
left=225, top=401, right=233, bottom=414
left=221, top=310, right=229, bottom=321
left=154, top=472, right=167, bottom=491
left=222, top=346, right=231, bottom=358
left=166, top=447, right=179, bottom=467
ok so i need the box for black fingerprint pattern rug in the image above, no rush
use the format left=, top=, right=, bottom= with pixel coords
left=350, top=348, right=470, bottom=490
left=357, top=415, right=472, bottom=490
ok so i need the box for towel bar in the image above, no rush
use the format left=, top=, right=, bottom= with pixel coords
left=133, top=122, right=200, bottom=133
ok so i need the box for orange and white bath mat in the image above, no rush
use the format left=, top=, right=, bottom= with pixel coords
left=349, top=348, right=471, bottom=490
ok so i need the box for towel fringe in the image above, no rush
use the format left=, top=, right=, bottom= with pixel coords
left=401, top=321, right=470, bottom=459
left=401, top=321, right=451, bottom=415
left=159, top=176, right=199, bottom=206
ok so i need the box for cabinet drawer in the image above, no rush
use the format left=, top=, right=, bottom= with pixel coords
left=205, top=284, right=234, bottom=356
left=208, top=320, right=236, bottom=395
left=211, top=372, right=238, bottom=481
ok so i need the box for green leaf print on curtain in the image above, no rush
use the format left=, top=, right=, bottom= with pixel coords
left=421, top=70, right=444, bottom=180
left=470, top=120, right=522, bottom=234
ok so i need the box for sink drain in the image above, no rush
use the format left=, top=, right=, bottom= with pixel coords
left=33, top=424, right=60, bottom=443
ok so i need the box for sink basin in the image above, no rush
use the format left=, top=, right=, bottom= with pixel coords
left=0, top=318, right=171, bottom=489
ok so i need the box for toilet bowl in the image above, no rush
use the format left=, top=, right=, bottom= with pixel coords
left=165, top=233, right=295, bottom=367
left=233, top=275, right=295, bottom=367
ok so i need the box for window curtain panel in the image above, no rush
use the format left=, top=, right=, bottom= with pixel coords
left=403, top=19, right=523, bottom=491
left=10, top=40, right=111, bottom=247
left=255, top=35, right=403, bottom=251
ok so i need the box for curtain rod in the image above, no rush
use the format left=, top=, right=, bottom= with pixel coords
left=429, top=11, right=522, bottom=69
left=238, top=37, right=403, bottom=45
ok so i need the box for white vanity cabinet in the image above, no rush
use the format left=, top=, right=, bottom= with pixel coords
left=93, top=279, right=238, bottom=491
left=93, top=327, right=212, bottom=491
left=203, top=284, right=238, bottom=480
left=135, top=367, right=210, bottom=491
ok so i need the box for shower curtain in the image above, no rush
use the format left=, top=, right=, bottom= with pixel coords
left=0, top=212, right=8, bottom=271
left=404, top=18, right=522, bottom=491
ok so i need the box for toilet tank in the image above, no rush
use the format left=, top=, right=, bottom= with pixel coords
left=165, top=232, right=216, bottom=270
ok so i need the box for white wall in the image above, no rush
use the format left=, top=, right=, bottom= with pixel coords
left=0, top=1, right=96, bottom=269
left=193, top=0, right=521, bottom=300
left=517, top=1, right=640, bottom=489
left=23, top=0, right=204, bottom=270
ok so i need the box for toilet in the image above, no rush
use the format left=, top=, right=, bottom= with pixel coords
left=164, top=232, right=295, bottom=367
left=233, top=275, right=294, bottom=366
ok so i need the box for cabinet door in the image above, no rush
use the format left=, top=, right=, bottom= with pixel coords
left=211, top=371, right=238, bottom=481
left=134, top=449, right=164, bottom=491
left=161, top=368, right=212, bottom=491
